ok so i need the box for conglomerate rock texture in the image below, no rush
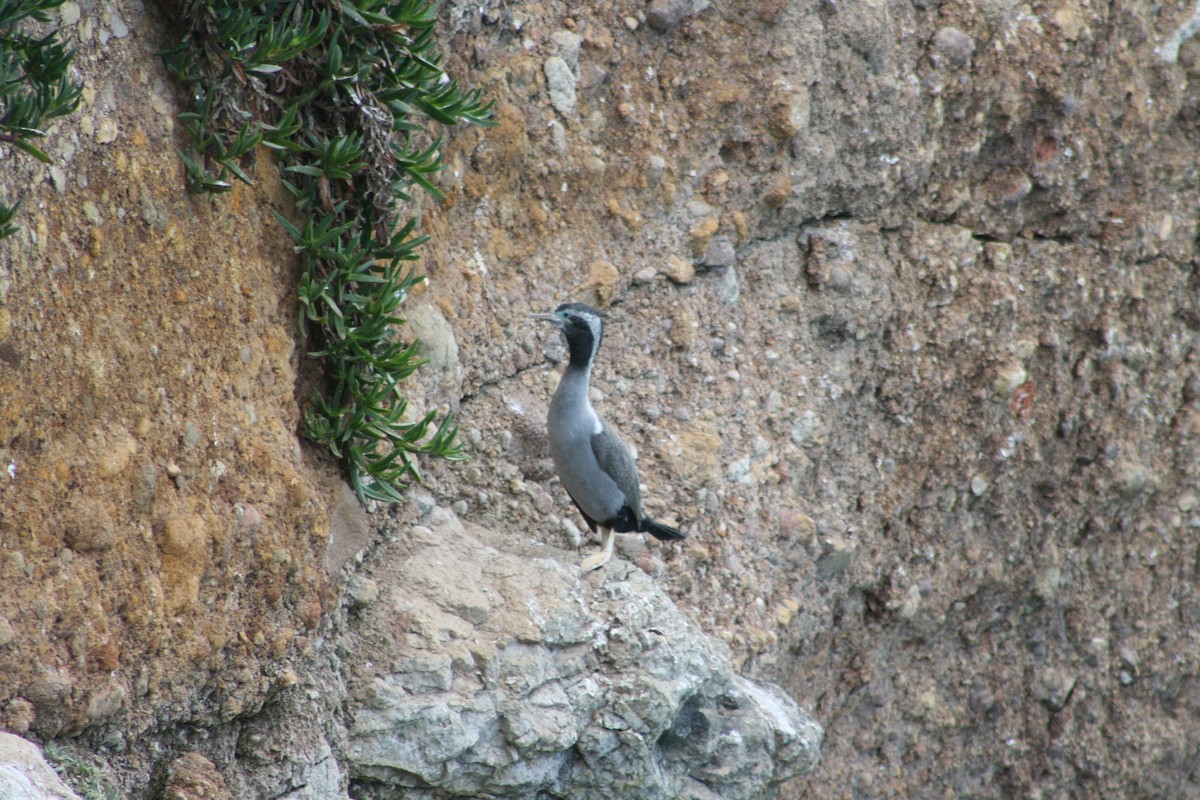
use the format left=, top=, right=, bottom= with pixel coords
left=3, top=0, right=1200, bottom=797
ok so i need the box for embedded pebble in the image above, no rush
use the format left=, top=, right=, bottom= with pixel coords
left=992, top=362, right=1027, bottom=396
left=107, top=10, right=129, bottom=38
left=66, top=503, right=116, bottom=552
left=780, top=294, right=803, bottom=313
left=49, top=166, right=67, bottom=194
left=664, top=255, right=695, bottom=284
left=239, top=503, right=264, bottom=535
left=647, top=154, right=667, bottom=184
left=1036, top=669, right=1076, bottom=711
left=1034, top=565, right=1061, bottom=601
left=933, top=27, right=975, bottom=68
left=727, top=456, right=752, bottom=482
left=544, top=56, right=577, bottom=116
left=347, top=575, right=379, bottom=606
left=970, top=687, right=996, bottom=714
left=97, top=431, right=137, bottom=478
left=1113, top=461, right=1153, bottom=498
left=83, top=201, right=103, bottom=224
left=616, top=534, right=646, bottom=559
left=632, top=266, right=658, bottom=285
left=182, top=421, right=202, bottom=449
left=560, top=518, right=583, bottom=547
left=816, top=535, right=856, bottom=578
left=59, top=1, right=80, bottom=24
left=827, top=267, right=853, bottom=293
left=702, top=235, right=736, bottom=268
left=717, top=261, right=739, bottom=303
left=899, top=584, right=922, bottom=619
left=791, top=410, right=816, bottom=444
left=647, top=0, right=691, bottom=31
left=86, top=681, right=126, bottom=723
left=132, top=461, right=157, bottom=512
left=1119, top=646, right=1139, bottom=672
left=528, top=482, right=555, bottom=514
left=690, top=217, right=719, bottom=254
left=550, top=30, right=582, bottom=70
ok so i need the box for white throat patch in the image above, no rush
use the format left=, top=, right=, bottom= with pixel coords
left=585, top=402, right=602, bottom=435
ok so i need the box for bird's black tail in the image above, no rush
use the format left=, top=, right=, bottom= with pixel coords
left=642, top=518, right=686, bottom=541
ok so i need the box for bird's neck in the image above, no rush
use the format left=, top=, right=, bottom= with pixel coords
left=564, top=323, right=600, bottom=370
left=562, top=360, right=593, bottom=388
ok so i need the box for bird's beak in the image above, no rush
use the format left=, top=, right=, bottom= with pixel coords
left=529, top=312, right=563, bottom=328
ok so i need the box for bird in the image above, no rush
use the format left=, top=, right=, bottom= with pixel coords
left=532, top=302, right=686, bottom=573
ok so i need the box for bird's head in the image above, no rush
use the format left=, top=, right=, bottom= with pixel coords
left=532, top=303, right=605, bottom=367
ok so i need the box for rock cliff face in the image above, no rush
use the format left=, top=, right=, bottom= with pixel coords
left=3, top=0, right=1200, bottom=798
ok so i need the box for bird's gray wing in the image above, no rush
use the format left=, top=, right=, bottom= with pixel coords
left=590, top=420, right=642, bottom=520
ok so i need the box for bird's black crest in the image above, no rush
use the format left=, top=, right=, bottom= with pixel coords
left=555, top=302, right=602, bottom=316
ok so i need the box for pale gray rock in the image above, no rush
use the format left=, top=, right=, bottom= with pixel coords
left=406, top=302, right=463, bottom=404
left=717, top=262, right=740, bottom=304
left=344, top=503, right=821, bottom=799
left=550, top=29, right=583, bottom=71
left=932, top=26, right=974, bottom=67
left=702, top=234, right=737, bottom=268
left=647, top=0, right=690, bottom=31
left=646, top=0, right=710, bottom=31
left=544, top=56, right=577, bottom=116
left=0, top=735, right=82, bottom=800
left=324, top=482, right=373, bottom=576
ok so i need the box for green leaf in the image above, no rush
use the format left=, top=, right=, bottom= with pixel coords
left=162, top=0, right=491, bottom=504
left=285, top=164, right=326, bottom=177
left=10, top=136, right=51, bottom=163
left=335, top=2, right=370, bottom=28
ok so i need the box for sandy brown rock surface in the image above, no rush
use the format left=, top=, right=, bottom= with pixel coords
left=0, top=0, right=339, bottom=750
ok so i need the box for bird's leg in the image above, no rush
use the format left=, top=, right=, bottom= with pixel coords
left=580, top=527, right=615, bottom=574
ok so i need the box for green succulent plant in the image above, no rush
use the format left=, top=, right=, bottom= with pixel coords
left=0, top=0, right=83, bottom=239
left=45, top=741, right=122, bottom=800
left=163, top=0, right=493, bottom=502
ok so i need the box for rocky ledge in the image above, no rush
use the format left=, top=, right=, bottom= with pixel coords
left=2, top=490, right=819, bottom=800
left=343, top=493, right=822, bottom=799
left=0, top=734, right=80, bottom=800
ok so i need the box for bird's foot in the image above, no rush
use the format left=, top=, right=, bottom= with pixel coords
left=579, top=548, right=612, bottom=574
left=579, top=528, right=615, bottom=575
